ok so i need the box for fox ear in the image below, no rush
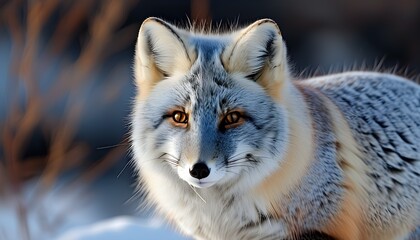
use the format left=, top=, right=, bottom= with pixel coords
left=135, top=17, right=192, bottom=99
left=222, top=19, right=290, bottom=100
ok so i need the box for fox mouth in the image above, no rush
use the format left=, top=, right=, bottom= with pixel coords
left=177, top=163, right=224, bottom=189
left=187, top=179, right=217, bottom=188
left=178, top=170, right=219, bottom=189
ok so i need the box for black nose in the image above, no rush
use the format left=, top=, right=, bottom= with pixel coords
left=189, top=163, right=210, bottom=179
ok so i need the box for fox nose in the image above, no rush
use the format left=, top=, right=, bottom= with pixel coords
left=189, top=163, right=210, bottom=179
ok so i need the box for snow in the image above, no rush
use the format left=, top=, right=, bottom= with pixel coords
left=0, top=184, right=102, bottom=240
left=56, top=216, right=188, bottom=240
left=0, top=178, right=188, bottom=240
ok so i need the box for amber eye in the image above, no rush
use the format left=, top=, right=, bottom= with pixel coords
left=223, top=111, right=242, bottom=127
left=172, top=111, right=188, bottom=124
left=224, top=112, right=240, bottom=124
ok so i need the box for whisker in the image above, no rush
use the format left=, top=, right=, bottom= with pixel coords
left=117, top=160, right=131, bottom=179
left=161, top=159, right=179, bottom=166
left=158, top=157, right=179, bottom=163
left=225, top=164, right=250, bottom=169
left=161, top=152, right=180, bottom=161
left=227, top=157, right=245, bottom=163
left=163, top=162, right=178, bottom=167
left=154, top=152, right=181, bottom=165
left=222, top=169, right=240, bottom=176
left=227, top=151, right=252, bottom=161
left=218, top=153, right=272, bottom=173
left=228, top=155, right=270, bottom=164
left=189, top=184, right=206, bottom=203
left=227, top=158, right=254, bottom=166
left=97, top=143, right=129, bottom=150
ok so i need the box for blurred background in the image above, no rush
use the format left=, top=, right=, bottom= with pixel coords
left=0, top=0, right=419, bottom=239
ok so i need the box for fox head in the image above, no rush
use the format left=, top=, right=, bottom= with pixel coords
left=132, top=18, right=292, bottom=191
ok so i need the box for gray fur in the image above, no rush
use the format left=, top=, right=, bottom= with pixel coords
left=282, top=87, right=344, bottom=232
left=407, top=226, right=420, bottom=240
left=305, top=73, right=420, bottom=232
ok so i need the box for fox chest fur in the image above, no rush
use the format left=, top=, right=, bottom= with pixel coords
left=131, top=18, right=420, bottom=240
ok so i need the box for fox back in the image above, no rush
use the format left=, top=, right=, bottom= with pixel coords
left=131, top=18, right=420, bottom=240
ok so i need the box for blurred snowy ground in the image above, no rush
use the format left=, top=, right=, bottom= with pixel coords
left=56, top=216, right=187, bottom=240
left=0, top=173, right=188, bottom=240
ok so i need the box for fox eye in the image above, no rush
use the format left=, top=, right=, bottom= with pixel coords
left=225, top=112, right=240, bottom=124
left=222, top=111, right=243, bottom=129
left=171, top=111, right=188, bottom=125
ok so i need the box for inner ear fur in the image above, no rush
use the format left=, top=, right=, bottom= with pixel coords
left=134, top=17, right=194, bottom=99
left=222, top=19, right=291, bottom=100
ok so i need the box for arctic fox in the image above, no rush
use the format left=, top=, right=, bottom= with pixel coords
left=131, top=17, right=420, bottom=240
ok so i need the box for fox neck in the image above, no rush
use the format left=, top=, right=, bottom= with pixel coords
left=251, top=82, right=315, bottom=202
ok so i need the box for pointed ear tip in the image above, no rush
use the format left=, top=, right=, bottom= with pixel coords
left=140, top=17, right=164, bottom=30
left=139, top=17, right=177, bottom=35
left=251, top=18, right=281, bottom=33
left=142, top=17, right=165, bottom=25
left=256, top=18, right=276, bottom=24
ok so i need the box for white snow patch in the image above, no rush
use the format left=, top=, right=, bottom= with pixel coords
left=56, top=216, right=188, bottom=240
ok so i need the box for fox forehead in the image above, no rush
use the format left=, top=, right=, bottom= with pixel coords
left=177, top=66, right=268, bottom=118
left=189, top=35, right=228, bottom=62
left=185, top=36, right=232, bottom=88
left=170, top=38, right=237, bottom=110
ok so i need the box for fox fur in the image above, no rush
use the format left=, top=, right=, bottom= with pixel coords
left=131, top=17, right=420, bottom=240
